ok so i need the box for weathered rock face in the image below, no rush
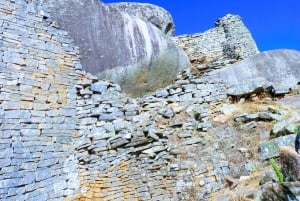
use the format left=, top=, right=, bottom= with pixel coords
left=209, top=49, right=300, bottom=96
left=41, top=0, right=190, bottom=96
left=106, top=2, right=175, bottom=36
left=172, top=14, right=259, bottom=75
left=259, top=134, right=296, bottom=160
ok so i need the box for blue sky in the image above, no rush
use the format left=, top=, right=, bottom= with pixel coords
left=103, top=0, right=300, bottom=52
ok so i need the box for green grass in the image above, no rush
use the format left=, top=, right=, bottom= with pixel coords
left=270, top=158, right=284, bottom=182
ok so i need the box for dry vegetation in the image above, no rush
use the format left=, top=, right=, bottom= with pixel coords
left=207, top=93, right=295, bottom=200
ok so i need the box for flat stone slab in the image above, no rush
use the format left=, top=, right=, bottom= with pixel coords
left=259, top=134, right=296, bottom=160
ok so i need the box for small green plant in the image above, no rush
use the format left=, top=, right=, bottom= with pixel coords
left=249, top=164, right=259, bottom=174
left=270, top=158, right=284, bottom=182
left=294, top=126, right=300, bottom=133
left=254, top=196, right=263, bottom=201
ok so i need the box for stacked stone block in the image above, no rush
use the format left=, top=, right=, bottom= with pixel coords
left=70, top=69, right=230, bottom=200
left=0, top=0, right=81, bottom=200
left=172, top=14, right=259, bottom=75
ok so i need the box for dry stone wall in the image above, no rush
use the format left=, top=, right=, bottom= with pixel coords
left=0, top=1, right=253, bottom=201
left=0, top=1, right=82, bottom=200
left=172, top=14, right=259, bottom=75
left=71, top=70, right=229, bottom=200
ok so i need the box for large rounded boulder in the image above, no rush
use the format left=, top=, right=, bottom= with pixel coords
left=106, top=2, right=175, bottom=37
left=42, top=0, right=190, bottom=96
left=209, top=49, right=300, bottom=96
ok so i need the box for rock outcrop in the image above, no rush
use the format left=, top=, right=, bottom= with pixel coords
left=209, top=49, right=300, bottom=96
left=172, top=14, right=259, bottom=75
left=42, top=0, right=190, bottom=96
left=106, top=2, right=175, bottom=36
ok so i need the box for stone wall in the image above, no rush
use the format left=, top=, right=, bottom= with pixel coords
left=0, top=1, right=82, bottom=200
left=71, top=70, right=229, bottom=200
left=0, top=1, right=252, bottom=201
left=172, top=14, right=259, bottom=75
